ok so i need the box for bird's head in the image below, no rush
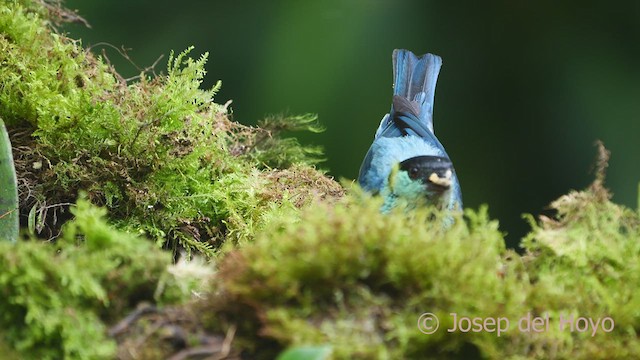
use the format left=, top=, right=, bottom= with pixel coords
left=387, top=155, right=454, bottom=208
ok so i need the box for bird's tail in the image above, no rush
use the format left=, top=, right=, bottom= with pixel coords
left=392, top=49, right=442, bottom=133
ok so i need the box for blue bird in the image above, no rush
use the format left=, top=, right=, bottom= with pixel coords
left=358, top=49, right=462, bottom=212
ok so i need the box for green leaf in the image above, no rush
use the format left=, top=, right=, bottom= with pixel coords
left=28, top=204, right=36, bottom=235
left=0, top=118, right=18, bottom=243
left=276, top=345, right=332, bottom=360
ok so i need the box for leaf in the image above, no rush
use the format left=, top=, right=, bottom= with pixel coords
left=28, top=204, right=37, bottom=235
left=276, top=345, right=332, bottom=360
left=0, top=118, right=18, bottom=243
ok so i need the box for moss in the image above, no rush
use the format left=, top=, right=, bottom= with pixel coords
left=517, top=147, right=640, bottom=359
left=207, top=195, right=528, bottom=359
left=0, top=1, right=339, bottom=257
left=249, top=113, right=326, bottom=169
left=0, top=196, right=205, bottom=360
left=199, top=146, right=640, bottom=359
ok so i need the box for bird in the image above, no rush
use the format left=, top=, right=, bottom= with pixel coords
left=358, top=49, right=462, bottom=213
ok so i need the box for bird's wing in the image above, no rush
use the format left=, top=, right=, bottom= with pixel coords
left=377, top=96, right=437, bottom=140
left=389, top=96, right=433, bottom=138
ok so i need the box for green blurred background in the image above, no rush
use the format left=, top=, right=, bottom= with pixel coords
left=62, top=0, right=640, bottom=247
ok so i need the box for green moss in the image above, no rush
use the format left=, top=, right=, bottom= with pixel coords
left=518, top=178, right=640, bottom=358
left=0, top=1, right=339, bottom=256
left=208, top=194, right=528, bottom=359
left=0, top=196, right=204, bottom=359
left=250, top=113, right=326, bottom=169
left=204, top=172, right=640, bottom=359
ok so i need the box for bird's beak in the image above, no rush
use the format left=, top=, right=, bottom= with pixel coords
left=400, top=155, right=454, bottom=193
left=427, top=168, right=452, bottom=191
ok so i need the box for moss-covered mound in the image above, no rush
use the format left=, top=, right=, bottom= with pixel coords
left=201, top=174, right=640, bottom=359
left=519, top=169, right=640, bottom=359
left=0, top=197, right=207, bottom=360
left=209, top=198, right=524, bottom=359
left=0, top=1, right=342, bottom=256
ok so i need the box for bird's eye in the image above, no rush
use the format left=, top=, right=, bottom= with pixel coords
left=409, top=167, right=419, bottom=179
